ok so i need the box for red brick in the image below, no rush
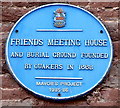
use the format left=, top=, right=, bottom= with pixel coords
left=2, top=35, right=9, bottom=74
left=89, top=2, right=119, bottom=8
left=2, top=2, right=13, bottom=7
left=0, top=32, right=9, bottom=41
left=90, top=101, right=118, bottom=106
left=86, top=90, right=103, bottom=105
left=1, top=32, right=9, bottom=60
left=2, top=22, right=14, bottom=32
left=70, top=2, right=89, bottom=7
left=12, top=2, right=50, bottom=8
left=2, top=7, right=31, bottom=22
left=2, top=88, right=32, bottom=100
left=31, top=97, right=44, bottom=106
left=0, top=75, right=2, bottom=87
left=32, top=95, right=88, bottom=106
left=113, top=41, right=120, bottom=59
left=86, top=9, right=118, bottom=21
left=86, top=8, right=99, bottom=16
left=0, top=88, right=2, bottom=100
left=103, top=21, right=119, bottom=41
left=1, top=99, right=33, bottom=106
left=99, top=10, right=119, bottom=20
left=12, top=2, right=30, bottom=7
left=87, top=8, right=119, bottom=21
left=43, top=99, right=88, bottom=106
left=2, top=45, right=5, bottom=60
left=2, top=61, right=12, bottom=74
left=103, top=64, right=118, bottom=88
left=0, top=45, right=2, bottom=58
left=101, top=88, right=119, bottom=102
left=2, top=73, right=20, bottom=88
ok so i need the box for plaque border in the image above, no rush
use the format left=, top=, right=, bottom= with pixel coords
left=5, top=3, right=113, bottom=100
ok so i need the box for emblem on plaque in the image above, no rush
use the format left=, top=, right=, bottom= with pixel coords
left=54, top=8, right=66, bottom=28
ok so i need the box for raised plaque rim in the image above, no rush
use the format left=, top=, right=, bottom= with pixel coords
left=5, top=3, right=113, bottom=100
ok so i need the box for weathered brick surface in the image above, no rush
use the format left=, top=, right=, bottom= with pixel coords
left=2, top=7, right=31, bottom=22
left=1, top=73, right=20, bottom=88
left=2, top=99, right=33, bottom=106
left=90, top=101, right=118, bottom=106
left=103, top=63, right=118, bottom=88
left=2, top=22, right=14, bottom=32
left=89, top=2, right=119, bottom=8
left=101, top=88, right=119, bottom=102
left=113, top=41, right=120, bottom=59
left=2, top=88, right=32, bottom=100
left=104, top=21, right=119, bottom=41
left=1, top=1, right=120, bottom=107
left=12, top=2, right=51, bottom=8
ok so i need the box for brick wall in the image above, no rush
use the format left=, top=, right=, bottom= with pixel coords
left=1, top=2, right=120, bottom=107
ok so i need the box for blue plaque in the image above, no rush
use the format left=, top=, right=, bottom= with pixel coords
left=6, top=4, right=113, bottom=100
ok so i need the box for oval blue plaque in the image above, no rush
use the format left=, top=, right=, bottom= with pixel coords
left=6, top=4, right=113, bottom=100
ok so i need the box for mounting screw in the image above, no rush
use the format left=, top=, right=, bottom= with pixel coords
left=57, top=93, right=61, bottom=97
left=15, top=30, right=19, bottom=33
left=100, top=30, right=103, bottom=34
